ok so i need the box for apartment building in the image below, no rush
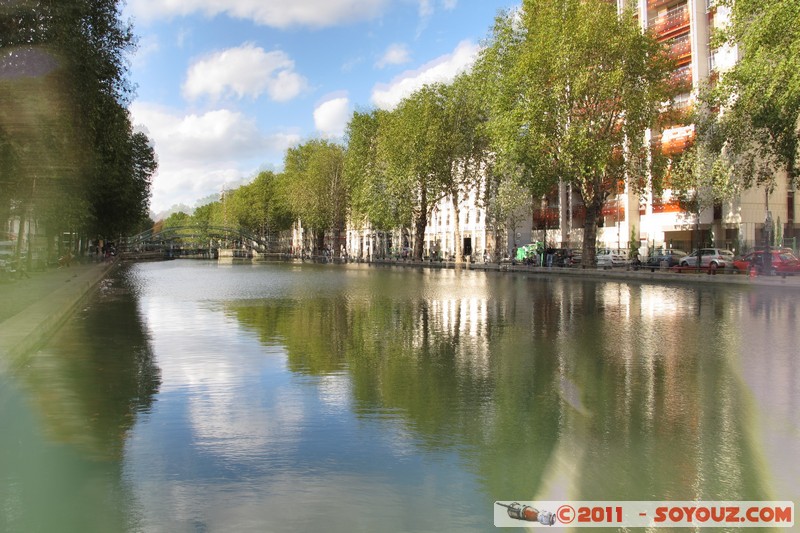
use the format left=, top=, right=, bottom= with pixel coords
left=335, top=0, right=796, bottom=262
left=424, top=0, right=796, bottom=261
left=610, top=0, right=797, bottom=255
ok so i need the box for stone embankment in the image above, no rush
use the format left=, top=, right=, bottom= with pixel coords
left=0, top=260, right=118, bottom=370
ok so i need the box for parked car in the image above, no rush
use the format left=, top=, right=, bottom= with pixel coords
left=554, top=248, right=581, bottom=267
left=596, top=248, right=628, bottom=268
left=679, top=248, right=735, bottom=269
left=732, top=249, right=800, bottom=275
left=645, top=249, right=687, bottom=268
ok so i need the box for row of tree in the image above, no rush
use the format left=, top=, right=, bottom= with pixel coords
left=168, top=0, right=798, bottom=266
left=0, top=0, right=157, bottom=262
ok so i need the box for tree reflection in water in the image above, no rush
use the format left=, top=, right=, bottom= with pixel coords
left=226, top=271, right=780, bottom=505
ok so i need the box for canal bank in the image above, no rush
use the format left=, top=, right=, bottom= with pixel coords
left=365, top=257, right=800, bottom=290
left=0, top=260, right=118, bottom=370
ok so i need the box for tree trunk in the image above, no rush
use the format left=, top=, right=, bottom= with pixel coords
left=315, top=230, right=325, bottom=256
left=582, top=200, right=603, bottom=268
left=494, top=227, right=505, bottom=262
left=452, top=192, right=462, bottom=264
left=332, top=225, right=343, bottom=258
left=412, top=185, right=427, bottom=260
left=413, top=212, right=427, bottom=260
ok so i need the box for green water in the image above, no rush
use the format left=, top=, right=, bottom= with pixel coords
left=1, top=261, right=797, bottom=532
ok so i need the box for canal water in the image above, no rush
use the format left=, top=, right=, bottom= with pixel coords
left=1, top=261, right=797, bottom=532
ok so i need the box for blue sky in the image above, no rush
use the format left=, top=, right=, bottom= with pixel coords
left=122, top=0, right=519, bottom=216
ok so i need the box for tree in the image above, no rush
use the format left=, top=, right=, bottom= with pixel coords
left=438, top=74, right=493, bottom=262
left=482, top=168, right=532, bottom=260
left=345, top=109, right=401, bottom=231
left=229, top=171, right=293, bottom=240
left=476, top=0, right=674, bottom=266
left=279, top=139, right=347, bottom=255
left=0, top=0, right=156, bottom=246
left=378, top=86, right=453, bottom=260
left=702, top=0, right=800, bottom=233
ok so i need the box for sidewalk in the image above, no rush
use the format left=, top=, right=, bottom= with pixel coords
left=0, top=260, right=118, bottom=368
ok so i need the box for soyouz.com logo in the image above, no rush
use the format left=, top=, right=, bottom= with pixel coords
left=493, top=501, right=794, bottom=528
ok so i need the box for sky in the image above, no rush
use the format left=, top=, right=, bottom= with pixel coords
left=122, top=0, right=519, bottom=217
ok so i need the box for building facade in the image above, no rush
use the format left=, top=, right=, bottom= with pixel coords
left=294, top=0, right=796, bottom=262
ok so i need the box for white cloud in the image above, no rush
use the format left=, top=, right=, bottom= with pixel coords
left=183, top=43, right=307, bottom=102
left=130, top=101, right=300, bottom=212
left=313, top=96, right=351, bottom=138
left=370, top=39, right=481, bottom=110
left=127, top=0, right=389, bottom=29
left=375, top=43, right=411, bottom=69
left=442, top=0, right=457, bottom=9
left=418, top=0, right=433, bottom=18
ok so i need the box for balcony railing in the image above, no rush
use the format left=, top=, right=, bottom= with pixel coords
left=661, top=124, right=695, bottom=155
left=651, top=198, right=683, bottom=213
left=601, top=202, right=625, bottom=218
left=669, top=65, right=693, bottom=90
left=668, top=35, right=692, bottom=64
left=649, top=4, right=690, bottom=38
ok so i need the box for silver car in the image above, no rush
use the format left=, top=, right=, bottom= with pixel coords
left=679, top=248, right=735, bottom=269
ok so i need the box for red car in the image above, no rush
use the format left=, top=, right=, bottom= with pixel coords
left=732, top=249, right=800, bottom=275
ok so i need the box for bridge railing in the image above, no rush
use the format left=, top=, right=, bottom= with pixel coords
left=122, top=225, right=280, bottom=255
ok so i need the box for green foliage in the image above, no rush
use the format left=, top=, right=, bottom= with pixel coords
left=377, top=85, right=453, bottom=258
left=344, top=109, right=400, bottom=229
left=628, top=225, right=639, bottom=259
left=475, top=0, right=674, bottom=265
left=278, top=139, right=347, bottom=251
left=669, top=144, right=736, bottom=213
left=0, top=0, right=157, bottom=241
left=702, top=0, right=800, bottom=191
left=162, top=211, right=191, bottom=228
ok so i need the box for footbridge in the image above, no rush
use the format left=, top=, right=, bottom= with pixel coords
left=120, top=225, right=278, bottom=260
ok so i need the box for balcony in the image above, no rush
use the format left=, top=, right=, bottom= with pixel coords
left=601, top=201, right=625, bottom=218
left=651, top=198, right=683, bottom=213
left=661, top=124, right=695, bottom=155
left=532, top=207, right=560, bottom=226
left=667, top=35, right=692, bottom=66
left=649, top=4, right=690, bottom=39
left=648, top=0, right=673, bottom=10
left=669, top=65, right=693, bottom=91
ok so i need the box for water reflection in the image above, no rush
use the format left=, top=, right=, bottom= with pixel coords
left=0, top=265, right=160, bottom=532
left=226, top=270, right=786, bottom=507
left=18, top=267, right=161, bottom=458
left=3, top=262, right=797, bottom=532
